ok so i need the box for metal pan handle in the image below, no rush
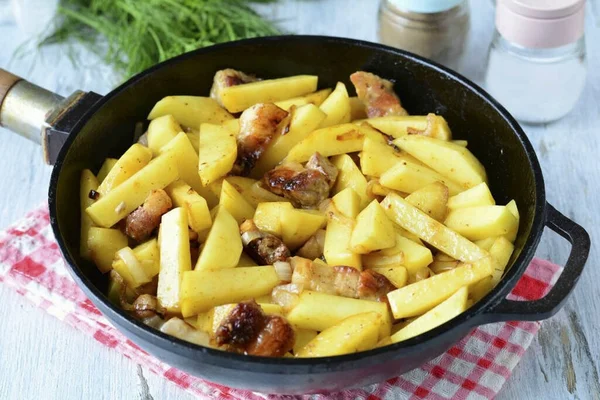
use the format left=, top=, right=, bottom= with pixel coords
left=0, top=68, right=65, bottom=144
left=482, top=203, right=590, bottom=323
left=0, top=68, right=101, bottom=164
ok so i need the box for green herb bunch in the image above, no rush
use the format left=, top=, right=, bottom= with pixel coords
left=40, top=0, right=282, bottom=79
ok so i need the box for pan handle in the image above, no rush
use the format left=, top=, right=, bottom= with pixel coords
left=0, top=68, right=65, bottom=144
left=481, top=203, right=590, bottom=323
left=0, top=68, right=102, bottom=164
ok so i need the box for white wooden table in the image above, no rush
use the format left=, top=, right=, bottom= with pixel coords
left=0, top=1, right=598, bottom=399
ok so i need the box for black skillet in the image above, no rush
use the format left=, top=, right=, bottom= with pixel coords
left=0, top=36, right=590, bottom=394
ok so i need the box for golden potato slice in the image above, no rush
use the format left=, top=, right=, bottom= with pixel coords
left=253, top=202, right=294, bottom=237
left=324, top=212, right=362, bottom=270
left=360, top=131, right=404, bottom=178
left=219, top=180, right=255, bottom=225
left=281, top=209, right=326, bottom=250
left=319, top=82, right=351, bottom=128
left=296, top=312, right=382, bottom=357
left=391, top=286, right=468, bottom=342
left=361, top=114, right=452, bottom=140
left=293, top=329, right=319, bottom=354
left=147, top=115, right=181, bottom=156
left=505, top=200, right=520, bottom=242
left=444, top=206, right=519, bottom=241
left=380, top=233, right=433, bottom=276
left=157, top=208, right=192, bottom=313
left=387, top=257, right=492, bottom=319
left=198, top=123, right=237, bottom=186
left=350, top=200, right=396, bottom=254
left=286, top=124, right=366, bottom=163
left=195, top=207, right=242, bottom=270
left=286, top=291, right=391, bottom=337
left=447, top=182, right=495, bottom=210
left=148, top=96, right=233, bottom=127
left=180, top=266, right=280, bottom=316
left=331, top=188, right=361, bottom=219
left=80, top=170, right=99, bottom=260
left=165, top=180, right=212, bottom=233
left=405, top=182, right=449, bottom=222
left=97, top=143, right=152, bottom=196
left=394, top=135, right=486, bottom=189
left=96, top=158, right=118, bottom=185
left=332, top=154, right=370, bottom=209
left=219, top=75, right=318, bottom=113
left=380, top=160, right=463, bottom=196
left=161, top=132, right=218, bottom=207
left=348, top=96, right=367, bottom=121
left=274, top=88, right=332, bottom=110
left=370, top=266, right=408, bottom=288
left=381, top=193, right=488, bottom=263
left=489, top=236, right=515, bottom=285
left=87, top=153, right=178, bottom=228
left=87, top=227, right=128, bottom=273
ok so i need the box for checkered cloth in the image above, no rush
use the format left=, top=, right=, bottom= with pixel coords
left=0, top=205, right=561, bottom=400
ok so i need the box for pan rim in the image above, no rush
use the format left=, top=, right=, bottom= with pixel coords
left=48, top=34, right=546, bottom=374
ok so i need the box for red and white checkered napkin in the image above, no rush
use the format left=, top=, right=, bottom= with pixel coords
left=0, top=205, right=561, bottom=400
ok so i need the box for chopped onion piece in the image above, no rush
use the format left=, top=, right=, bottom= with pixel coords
left=241, top=230, right=262, bottom=245
left=272, top=283, right=303, bottom=312
left=274, top=261, right=292, bottom=283
left=116, top=247, right=150, bottom=285
left=160, top=317, right=211, bottom=347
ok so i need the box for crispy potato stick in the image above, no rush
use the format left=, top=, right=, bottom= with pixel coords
left=394, top=135, right=486, bottom=189
left=157, top=208, right=192, bottom=313
left=387, top=257, right=492, bottom=319
left=286, top=291, right=391, bottom=337
left=165, top=180, right=212, bottom=233
left=96, top=158, right=118, bottom=184
left=181, top=266, right=279, bottom=316
left=198, top=123, right=237, bottom=186
left=219, top=75, right=318, bottom=113
left=219, top=180, right=255, bottom=224
left=381, top=193, right=488, bottom=262
left=296, top=312, right=382, bottom=357
left=319, top=82, right=351, bottom=128
left=391, top=286, right=468, bottom=342
left=87, top=153, right=179, bottom=228
left=97, top=144, right=152, bottom=196
left=286, top=124, right=367, bottom=163
left=148, top=96, right=233, bottom=127
left=147, top=115, right=181, bottom=156
left=161, top=132, right=218, bottom=207
left=195, top=207, right=242, bottom=270
left=87, top=227, right=128, bottom=273
left=275, top=89, right=332, bottom=111
left=80, top=170, right=99, bottom=260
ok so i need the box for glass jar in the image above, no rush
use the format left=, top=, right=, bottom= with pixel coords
left=378, top=0, right=470, bottom=71
left=484, top=0, right=586, bottom=124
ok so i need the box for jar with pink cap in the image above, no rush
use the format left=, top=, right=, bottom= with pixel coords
left=484, top=0, right=587, bottom=124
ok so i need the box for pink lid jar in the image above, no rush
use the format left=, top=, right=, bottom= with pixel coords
left=484, top=0, right=587, bottom=124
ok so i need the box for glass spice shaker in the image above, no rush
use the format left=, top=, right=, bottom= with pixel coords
left=378, top=0, right=470, bottom=71
left=484, top=0, right=587, bottom=124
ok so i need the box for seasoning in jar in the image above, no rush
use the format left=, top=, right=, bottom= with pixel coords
left=484, top=0, right=587, bottom=124
left=378, top=0, right=470, bottom=70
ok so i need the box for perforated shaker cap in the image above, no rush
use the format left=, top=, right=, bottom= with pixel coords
left=496, top=0, right=586, bottom=48
left=388, top=0, right=464, bottom=13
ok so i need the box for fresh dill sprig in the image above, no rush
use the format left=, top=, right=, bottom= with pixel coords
left=39, top=0, right=282, bottom=79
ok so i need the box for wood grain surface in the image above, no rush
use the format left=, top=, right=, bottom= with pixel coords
left=0, top=1, right=598, bottom=399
